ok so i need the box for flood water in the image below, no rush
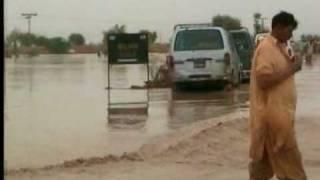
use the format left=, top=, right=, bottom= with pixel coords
left=4, top=53, right=320, bottom=170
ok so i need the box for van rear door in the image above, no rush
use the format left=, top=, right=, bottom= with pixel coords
left=172, top=29, right=227, bottom=77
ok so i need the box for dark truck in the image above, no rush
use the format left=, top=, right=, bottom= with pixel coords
left=230, top=29, right=254, bottom=82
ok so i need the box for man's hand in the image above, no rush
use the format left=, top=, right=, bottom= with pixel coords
left=290, top=55, right=303, bottom=73
left=257, top=54, right=302, bottom=89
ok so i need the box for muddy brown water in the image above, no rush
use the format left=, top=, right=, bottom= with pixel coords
left=4, top=54, right=320, bottom=170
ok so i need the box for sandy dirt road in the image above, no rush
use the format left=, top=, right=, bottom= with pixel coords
left=6, top=110, right=320, bottom=180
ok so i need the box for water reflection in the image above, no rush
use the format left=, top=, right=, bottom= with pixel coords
left=167, top=86, right=249, bottom=129
left=107, top=99, right=149, bottom=130
left=107, top=106, right=148, bottom=130
left=107, top=62, right=150, bottom=130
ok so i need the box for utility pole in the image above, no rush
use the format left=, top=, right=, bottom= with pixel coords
left=261, top=17, right=268, bottom=32
left=4, top=0, right=8, bottom=36
left=21, top=13, right=37, bottom=34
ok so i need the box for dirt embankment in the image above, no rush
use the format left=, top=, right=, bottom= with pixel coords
left=5, top=111, right=320, bottom=180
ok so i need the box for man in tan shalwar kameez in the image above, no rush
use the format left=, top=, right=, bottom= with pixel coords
left=249, top=11, right=307, bottom=180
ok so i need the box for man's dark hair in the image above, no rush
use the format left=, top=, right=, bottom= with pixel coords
left=272, top=11, right=298, bottom=29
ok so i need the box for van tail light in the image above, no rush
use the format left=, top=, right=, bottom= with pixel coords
left=166, top=55, right=174, bottom=69
left=224, top=52, right=231, bottom=66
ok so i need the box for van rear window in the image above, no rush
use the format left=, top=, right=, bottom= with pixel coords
left=174, top=29, right=224, bottom=51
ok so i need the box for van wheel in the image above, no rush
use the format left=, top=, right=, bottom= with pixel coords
left=238, top=72, right=242, bottom=84
left=231, top=70, right=239, bottom=87
left=173, top=82, right=185, bottom=91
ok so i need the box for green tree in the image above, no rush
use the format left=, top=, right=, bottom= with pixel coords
left=5, top=29, right=21, bottom=48
left=68, top=33, right=85, bottom=46
left=47, top=37, right=70, bottom=54
left=35, top=36, right=50, bottom=47
left=212, top=15, right=241, bottom=30
left=107, top=24, right=126, bottom=34
left=139, top=30, right=158, bottom=44
left=17, top=33, right=37, bottom=47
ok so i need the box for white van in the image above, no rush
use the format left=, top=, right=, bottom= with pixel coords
left=167, top=24, right=242, bottom=88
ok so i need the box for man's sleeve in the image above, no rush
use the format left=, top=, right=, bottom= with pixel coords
left=255, top=46, right=275, bottom=80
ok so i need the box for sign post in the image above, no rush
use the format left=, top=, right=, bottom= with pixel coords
left=107, top=33, right=149, bottom=127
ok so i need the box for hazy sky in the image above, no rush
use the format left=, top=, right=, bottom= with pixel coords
left=5, top=0, right=320, bottom=43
